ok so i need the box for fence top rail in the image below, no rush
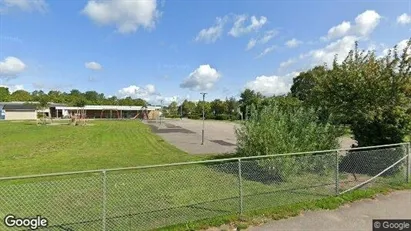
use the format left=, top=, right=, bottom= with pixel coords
left=0, top=142, right=408, bottom=181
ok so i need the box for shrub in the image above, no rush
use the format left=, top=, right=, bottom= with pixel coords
left=215, top=114, right=230, bottom=120
left=235, top=100, right=342, bottom=182
left=188, top=114, right=201, bottom=120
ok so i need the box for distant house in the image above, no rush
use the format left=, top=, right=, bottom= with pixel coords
left=1, top=103, right=37, bottom=120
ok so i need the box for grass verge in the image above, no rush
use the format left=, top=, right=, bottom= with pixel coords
left=157, top=182, right=411, bottom=231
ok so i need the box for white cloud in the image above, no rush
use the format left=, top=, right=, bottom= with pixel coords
left=285, top=38, right=303, bottom=48
left=246, top=38, right=257, bottom=50
left=354, top=10, right=381, bottom=36
left=322, top=10, right=381, bottom=41
left=195, top=16, right=228, bottom=43
left=82, top=0, right=161, bottom=34
left=155, top=95, right=178, bottom=105
left=397, top=13, right=411, bottom=25
left=326, top=21, right=351, bottom=40
left=255, top=45, right=276, bottom=59
left=279, top=58, right=296, bottom=69
left=245, top=72, right=299, bottom=96
left=246, top=30, right=277, bottom=50
left=0, top=0, right=47, bottom=13
left=229, top=15, right=267, bottom=37
left=382, top=39, right=411, bottom=57
left=85, top=61, right=102, bottom=70
left=259, top=30, right=277, bottom=43
left=0, top=56, right=26, bottom=79
left=180, top=64, right=221, bottom=91
left=305, top=35, right=358, bottom=66
left=117, top=84, right=157, bottom=99
left=0, top=84, right=25, bottom=93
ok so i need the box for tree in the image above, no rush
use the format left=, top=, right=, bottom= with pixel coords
left=195, top=101, right=211, bottom=118
left=10, top=90, right=32, bottom=101
left=182, top=100, right=196, bottom=116
left=0, top=87, right=10, bottom=101
left=31, top=90, right=46, bottom=102
left=290, top=66, right=327, bottom=102
left=84, top=91, right=101, bottom=105
left=37, top=95, right=50, bottom=124
left=239, top=89, right=264, bottom=119
left=167, top=101, right=179, bottom=117
left=210, top=99, right=227, bottom=115
left=226, top=97, right=240, bottom=120
left=236, top=100, right=342, bottom=182
left=299, top=39, right=411, bottom=178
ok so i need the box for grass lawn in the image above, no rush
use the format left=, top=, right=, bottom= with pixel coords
left=0, top=120, right=205, bottom=177
left=0, top=120, right=407, bottom=231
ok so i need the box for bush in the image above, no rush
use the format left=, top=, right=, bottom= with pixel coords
left=235, top=100, right=342, bottom=182
left=188, top=114, right=201, bottom=120
left=205, top=114, right=215, bottom=120
left=215, top=114, right=230, bottom=120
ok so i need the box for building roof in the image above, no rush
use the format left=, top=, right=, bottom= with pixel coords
left=3, top=104, right=37, bottom=110
left=54, top=105, right=161, bottom=111
left=0, top=102, right=66, bottom=107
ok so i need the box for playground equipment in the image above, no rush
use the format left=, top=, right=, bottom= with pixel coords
left=71, top=108, right=87, bottom=126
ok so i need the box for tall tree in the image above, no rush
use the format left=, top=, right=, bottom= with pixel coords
left=0, top=87, right=10, bottom=101
left=210, top=99, right=226, bottom=115
left=309, top=40, right=411, bottom=146
left=10, top=90, right=32, bottom=102
left=182, top=100, right=196, bottom=116
left=239, top=89, right=263, bottom=118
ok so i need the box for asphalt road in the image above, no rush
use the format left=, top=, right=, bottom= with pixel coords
left=246, top=190, right=411, bottom=231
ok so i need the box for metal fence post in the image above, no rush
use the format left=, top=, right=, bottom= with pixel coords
left=238, top=159, right=243, bottom=215
left=335, top=152, right=339, bottom=195
left=407, top=143, right=410, bottom=183
left=102, top=170, right=107, bottom=231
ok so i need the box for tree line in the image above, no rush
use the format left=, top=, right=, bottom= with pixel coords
left=0, top=89, right=147, bottom=107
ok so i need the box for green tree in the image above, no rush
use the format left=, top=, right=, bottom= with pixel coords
left=84, top=91, right=101, bottom=104
left=47, top=90, right=64, bottom=103
left=167, top=101, right=179, bottom=117
left=10, top=90, right=32, bottom=101
left=182, top=100, right=196, bottom=116
left=0, top=87, right=10, bottom=101
left=210, top=99, right=227, bottom=115
left=195, top=101, right=211, bottom=118
left=239, top=89, right=264, bottom=119
left=226, top=97, right=240, bottom=120
left=236, top=100, right=341, bottom=182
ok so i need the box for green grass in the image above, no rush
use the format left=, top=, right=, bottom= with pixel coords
left=0, top=120, right=205, bottom=177
left=0, top=120, right=408, bottom=231
left=158, top=183, right=411, bottom=231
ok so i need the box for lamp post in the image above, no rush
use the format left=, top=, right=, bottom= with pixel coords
left=180, top=99, right=183, bottom=120
left=160, top=99, right=164, bottom=125
left=200, top=92, right=207, bottom=145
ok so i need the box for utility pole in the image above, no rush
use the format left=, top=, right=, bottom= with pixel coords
left=200, top=92, right=207, bottom=145
left=160, top=99, right=164, bottom=125
left=180, top=100, right=183, bottom=120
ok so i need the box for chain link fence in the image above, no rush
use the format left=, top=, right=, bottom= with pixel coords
left=0, top=143, right=410, bottom=230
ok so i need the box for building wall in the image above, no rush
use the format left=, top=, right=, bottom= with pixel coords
left=5, top=110, right=37, bottom=120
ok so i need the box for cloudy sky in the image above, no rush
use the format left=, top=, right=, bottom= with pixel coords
left=0, top=0, right=410, bottom=104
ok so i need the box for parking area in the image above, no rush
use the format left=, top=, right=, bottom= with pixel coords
left=146, top=119, right=356, bottom=155
left=146, top=119, right=239, bottom=155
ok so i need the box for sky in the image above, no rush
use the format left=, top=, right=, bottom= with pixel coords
left=0, top=0, right=410, bottom=105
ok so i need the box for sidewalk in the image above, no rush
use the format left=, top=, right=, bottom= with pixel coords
left=247, top=190, right=411, bottom=231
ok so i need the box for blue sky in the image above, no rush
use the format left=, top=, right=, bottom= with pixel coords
left=0, top=0, right=410, bottom=104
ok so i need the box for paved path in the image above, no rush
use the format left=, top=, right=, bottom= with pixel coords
left=146, top=119, right=239, bottom=154
left=146, top=119, right=357, bottom=155
left=247, top=190, right=411, bottom=231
